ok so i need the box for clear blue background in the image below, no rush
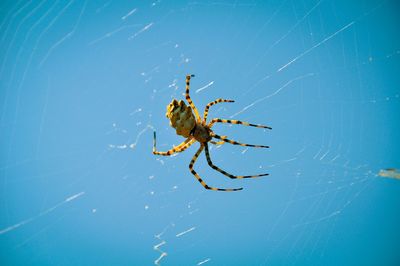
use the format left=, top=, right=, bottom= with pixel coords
left=1, top=0, right=399, bottom=265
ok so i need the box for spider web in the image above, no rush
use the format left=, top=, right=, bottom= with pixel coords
left=1, top=0, right=399, bottom=265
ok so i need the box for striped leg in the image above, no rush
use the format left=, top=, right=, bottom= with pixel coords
left=211, top=133, right=270, bottom=148
left=189, top=144, right=242, bottom=192
left=210, top=135, right=228, bottom=145
left=185, top=74, right=201, bottom=122
left=210, top=140, right=225, bottom=145
left=208, top=118, right=272, bottom=129
left=203, top=99, right=234, bottom=122
left=153, top=132, right=194, bottom=156
left=205, top=144, right=268, bottom=179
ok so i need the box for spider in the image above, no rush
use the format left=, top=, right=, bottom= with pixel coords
left=153, top=74, right=271, bottom=191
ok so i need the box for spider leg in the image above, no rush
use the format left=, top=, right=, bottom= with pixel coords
left=189, top=144, right=242, bottom=191
left=204, top=143, right=268, bottom=179
left=211, top=133, right=270, bottom=148
left=208, top=118, right=272, bottom=129
left=203, top=99, right=234, bottom=122
left=153, top=131, right=194, bottom=156
left=210, top=140, right=225, bottom=145
left=209, top=135, right=228, bottom=145
left=185, top=74, right=201, bottom=122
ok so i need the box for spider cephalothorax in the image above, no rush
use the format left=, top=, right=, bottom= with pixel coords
left=153, top=74, right=272, bottom=191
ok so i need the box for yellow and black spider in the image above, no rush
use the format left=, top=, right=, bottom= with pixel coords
left=153, top=74, right=271, bottom=191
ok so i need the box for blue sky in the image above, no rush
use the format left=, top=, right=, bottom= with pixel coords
left=1, top=0, right=399, bottom=265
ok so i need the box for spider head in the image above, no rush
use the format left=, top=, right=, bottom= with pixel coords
left=166, top=99, right=196, bottom=138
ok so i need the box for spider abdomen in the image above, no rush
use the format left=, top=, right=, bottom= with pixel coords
left=166, top=99, right=196, bottom=138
